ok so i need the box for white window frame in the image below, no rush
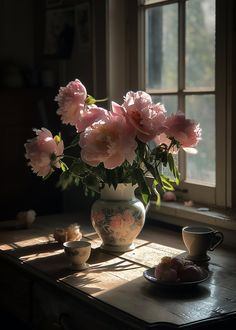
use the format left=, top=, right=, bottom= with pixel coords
left=138, top=0, right=232, bottom=208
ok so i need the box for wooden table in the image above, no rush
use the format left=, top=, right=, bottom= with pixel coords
left=0, top=212, right=236, bottom=329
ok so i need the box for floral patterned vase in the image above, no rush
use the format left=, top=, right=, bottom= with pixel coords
left=91, top=183, right=146, bottom=252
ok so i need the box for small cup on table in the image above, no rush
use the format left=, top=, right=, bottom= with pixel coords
left=63, top=240, right=91, bottom=270
left=182, top=225, right=224, bottom=262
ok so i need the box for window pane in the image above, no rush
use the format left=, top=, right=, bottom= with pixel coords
left=186, top=0, right=215, bottom=89
left=145, top=4, right=178, bottom=90
left=186, top=95, right=215, bottom=186
left=152, top=95, right=178, bottom=114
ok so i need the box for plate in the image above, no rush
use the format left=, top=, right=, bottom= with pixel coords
left=143, top=267, right=209, bottom=288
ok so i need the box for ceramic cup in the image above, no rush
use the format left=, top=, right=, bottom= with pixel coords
left=182, top=226, right=224, bottom=261
left=63, top=240, right=91, bottom=270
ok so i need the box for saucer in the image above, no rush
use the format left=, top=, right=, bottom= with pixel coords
left=143, top=267, right=209, bottom=288
left=70, top=263, right=89, bottom=271
left=185, top=254, right=210, bottom=262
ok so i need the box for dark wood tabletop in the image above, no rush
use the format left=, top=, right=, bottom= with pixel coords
left=0, top=212, right=236, bottom=329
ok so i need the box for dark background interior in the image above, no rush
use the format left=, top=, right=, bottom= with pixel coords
left=0, top=0, right=108, bottom=219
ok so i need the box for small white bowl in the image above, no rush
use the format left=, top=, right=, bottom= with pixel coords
left=63, top=240, right=91, bottom=270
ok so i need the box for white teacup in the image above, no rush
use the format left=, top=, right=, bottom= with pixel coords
left=182, top=226, right=224, bottom=261
left=63, top=240, right=91, bottom=270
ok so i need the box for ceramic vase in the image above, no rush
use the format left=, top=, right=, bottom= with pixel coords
left=91, top=183, right=146, bottom=252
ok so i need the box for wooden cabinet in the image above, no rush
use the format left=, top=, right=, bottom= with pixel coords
left=0, top=88, right=63, bottom=219
left=31, top=281, right=128, bottom=330
left=0, top=255, right=32, bottom=328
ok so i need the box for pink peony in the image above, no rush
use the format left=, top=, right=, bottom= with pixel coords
left=122, top=91, right=166, bottom=143
left=79, top=112, right=137, bottom=169
left=75, top=105, right=109, bottom=132
left=24, top=128, right=64, bottom=177
left=163, top=111, right=202, bottom=148
left=111, top=101, right=137, bottom=136
left=111, top=101, right=126, bottom=117
left=55, top=79, right=87, bottom=126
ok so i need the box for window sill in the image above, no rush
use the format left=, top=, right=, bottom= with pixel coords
left=148, top=201, right=236, bottom=230
left=147, top=201, right=236, bottom=248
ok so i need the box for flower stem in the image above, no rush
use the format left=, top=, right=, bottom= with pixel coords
left=61, top=154, right=78, bottom=161
left=95, top=97, right=108, bottom=103
left=64, top=144, right=77, bottom=151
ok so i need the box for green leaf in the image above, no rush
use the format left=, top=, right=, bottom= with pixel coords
left=134, top=168, right=151, bottom=204
left=174, top=165, right=180, bottom=185
left=161, top=151, right=168, bottom=167
left=154, top=190, right=161, bottom=206
left=70, top=161, right=85, bottom=175
left=143, top=159, right=156, bottom=177
left=83, top=174, right=100, bottom=193
left=167, top=153, right=180, bottom=185
left=137, top=141, right=146, bottom=160
left=160, top=175, right=175, bottom=191
left=153, top=178, right=159, bottom=186
left=141, top=192, right=149, bottom=205
left=167, top=153, right=175, bottom=173
left=152, top=180, right=161, bottom=206
left=174, top=167, right=180, bottom=185
left=60, top=161, right=68, bottom=172
left=117, top=166, right=124, bottom=182
left=57, top=171, right=73, bottom=190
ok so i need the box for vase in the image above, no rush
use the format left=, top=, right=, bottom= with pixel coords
left=91, top=183, right=146, bottom=252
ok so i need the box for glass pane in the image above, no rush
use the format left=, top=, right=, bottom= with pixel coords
left=152, top=95, right=178, bottom=114
left=186, top=0, right=215, bottom=89
left=145, top=4, right=178, bottom=90
left=186, top=95, right=215, bottom=186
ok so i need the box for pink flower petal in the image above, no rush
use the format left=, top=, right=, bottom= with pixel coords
left=25, top=128, right=64, bottom=177
left=55, top=79, right=87, bottom=126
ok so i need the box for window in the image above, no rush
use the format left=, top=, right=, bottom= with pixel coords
left=139, top=0, right=231, bottom=207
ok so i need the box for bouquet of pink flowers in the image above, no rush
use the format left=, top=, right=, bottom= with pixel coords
left=24, top=79, right=201, bottom=204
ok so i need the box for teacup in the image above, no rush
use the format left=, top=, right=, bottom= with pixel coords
left=182, top=226, right=224, bottom=261
left=63, top=240, right=91, bottom=270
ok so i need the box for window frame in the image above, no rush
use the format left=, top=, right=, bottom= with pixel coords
left=138, top=0, right=231, bottom=208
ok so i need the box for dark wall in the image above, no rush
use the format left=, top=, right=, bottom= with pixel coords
left=231, top=0, right=236, bottom=208
left=0, top=0, right=107, bottom=219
